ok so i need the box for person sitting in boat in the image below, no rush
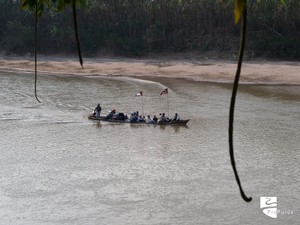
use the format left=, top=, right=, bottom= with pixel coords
left=152, top=115, right=158, bottom=123
left=146, top=115, right=155, bottom=124
left=94, top=103, right=102, bottom=118
left=138, top=115, right=146, bottom=122
left=112, top=112, right=119, bottom=120
left=106, top=109, right=116, bottom=120
left=159, top=113, right=168, bottom=122
left=117, top=112, right=126, bottom=120
left=130, top=112, right=138, bottom=122
left=173, top=113, right=180, bottom=121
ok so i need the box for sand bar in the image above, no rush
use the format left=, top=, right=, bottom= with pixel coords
left=0, top=55, right=299, bottom=84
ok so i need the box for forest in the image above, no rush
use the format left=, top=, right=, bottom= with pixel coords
left=0, top=0, right=299, bottom=59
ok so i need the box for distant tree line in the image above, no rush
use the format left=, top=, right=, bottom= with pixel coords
left=0, top=0, right=299, bottom=59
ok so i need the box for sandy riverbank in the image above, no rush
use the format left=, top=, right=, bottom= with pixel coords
left=0, top=55, right=299, bottom=84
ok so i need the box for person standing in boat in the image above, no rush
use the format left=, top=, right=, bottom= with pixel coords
left=94, top=104, right=102, bottom=118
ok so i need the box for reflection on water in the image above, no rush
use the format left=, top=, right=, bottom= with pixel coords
left=238, top=84, right=300, bottom=102
left=0, top=72, right=299, bottom=225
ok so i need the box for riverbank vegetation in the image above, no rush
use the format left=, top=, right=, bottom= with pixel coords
left=1, top=0, right=299, bottom=59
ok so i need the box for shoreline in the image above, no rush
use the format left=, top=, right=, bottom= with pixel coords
left=0, top=55, right=299, bottom=85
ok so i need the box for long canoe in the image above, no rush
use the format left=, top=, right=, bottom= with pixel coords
left=88, top=115, right=189, bottom=125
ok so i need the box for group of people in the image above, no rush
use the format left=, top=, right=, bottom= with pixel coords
left=144, top=113, right=180, bottom=123
left=94, top=104, right=180, bottom=123
left=129, top=112, right=179, bottom=124
left=129, top=111, right=145, bottom=122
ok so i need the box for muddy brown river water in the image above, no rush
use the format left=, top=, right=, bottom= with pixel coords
left=0, top=72, right=299, bottom=224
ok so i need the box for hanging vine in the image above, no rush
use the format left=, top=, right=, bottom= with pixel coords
left=72, top=0, right=83, bottom=68
left=229, top=0, right=252, bottom=202
left=34, top=1, right=41, bottom=102
left=22, top=0, right=86, bottom=102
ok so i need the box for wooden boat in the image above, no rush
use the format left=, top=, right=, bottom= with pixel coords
left=88, top=115, right=189, bottom=126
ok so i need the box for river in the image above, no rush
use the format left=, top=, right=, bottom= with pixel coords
left=0, top=72, right=299, bottom=225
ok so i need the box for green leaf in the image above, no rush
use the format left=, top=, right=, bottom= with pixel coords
left=21, top=0, right=52, bottom=17
left=280, top=0, right=286, bottom=6
left=52, top=0, right=87, bottom=11
left=234, top=0, right=247, bottom=24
